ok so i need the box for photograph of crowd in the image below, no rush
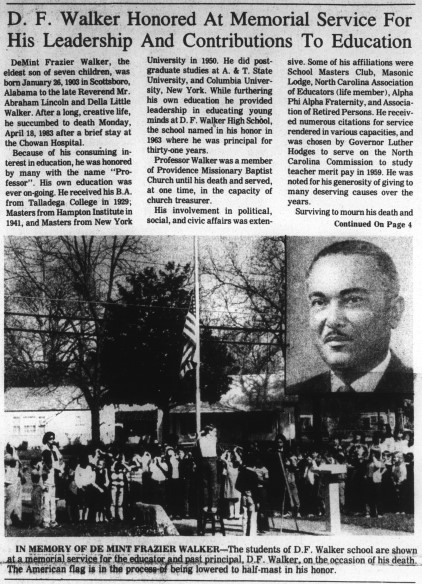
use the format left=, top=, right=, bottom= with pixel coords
left=5, top=426, right=413, bottom=535
left=4, top=236, right=414, bottom=536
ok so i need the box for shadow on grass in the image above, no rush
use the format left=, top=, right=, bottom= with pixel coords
left=6, top=521, right=159, bottom=538
left=342, top=513, right=414, bottom=533
left=6, top=501, right=413, bottom=537
left=5, top=502, right=162, bottom=537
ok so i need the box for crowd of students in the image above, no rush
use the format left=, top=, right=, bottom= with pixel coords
left=285, top=429, right=414, bottom=519
left=28, top=442, right=197, bottom=526
left=5, top=427, right=414, bottom=531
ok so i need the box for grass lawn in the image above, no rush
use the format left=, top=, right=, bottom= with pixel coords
left=6, top=521, right=157, bottom=538
left=5, top=500, right=161, bottom=537
left=5, top=500, right=413, bottom=537
left=342, top=512, right=414, bottom=533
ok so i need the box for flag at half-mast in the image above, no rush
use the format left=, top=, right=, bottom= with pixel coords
left=180, top=294, right=198, bottom=378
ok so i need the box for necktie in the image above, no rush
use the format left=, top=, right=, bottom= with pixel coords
left=337, top=384, right=355, bottom=392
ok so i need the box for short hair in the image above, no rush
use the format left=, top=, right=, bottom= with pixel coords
left=275, top=433, right=287, bottom=446
left=202, top=424, right=216, bottom=436
left=42, top=431, right=55, bottom=444
left=306, top=239, right=400, bottom=300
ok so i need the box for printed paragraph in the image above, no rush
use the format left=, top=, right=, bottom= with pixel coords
left=144, top=55, right=274, bottom=226
left=286, top=57, right=414, bottom=228
left=4, top=57, right=133, bottom=228
left=6, top=542, right=419, bottom=577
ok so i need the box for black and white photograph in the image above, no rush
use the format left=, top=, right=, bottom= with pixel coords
left=285, top=237, right=414, bottom=534
left=5, top=235, right=293, bottom=537
left=4, top=235, right=413, bottom=539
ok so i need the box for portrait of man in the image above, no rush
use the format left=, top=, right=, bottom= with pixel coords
left=287, top=238, right=413, bottom=395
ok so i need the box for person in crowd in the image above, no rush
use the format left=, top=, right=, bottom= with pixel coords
left=392, top=452, right=407, bottom=514
left=178, top=448, right=196, bottom=518
left=109, top=452, right=129, bottom=521
left=267, top=434, right=300, bottom=519
left=236, top=451, right=260, bottom=536
left=402, top=431, right=413, bottom=454
left=365, top=450, right=385, bottom=518
left=393, top=429, right=406, bottom=454
left=138, top=447, right=153, bottom=503
left=403, top=452, right=414, bottom=514
left=127, top=448, right=145, bottom=519
left=165, top=446, right=182, bottom=519
left=41, top=432, right=63, bottom=528
left=346, top=432, right=368, bottom=514
left=370, top=432, right=382, bottom=459
left=335, top=451, right=347, bottom=514
left=380, top=450, right=395, bottom=513
left=380, top=425, right=396, bottom=453
left=220, top=448, right=242, bottom=519
left=298, top=453, right=319, bottom=517
left=95, top=456, right=110, bottom=522
left=30, top=458, right=44, bottom=527
left=88, top=446, right=104, bottom=468
left=197, top=425, right=219, bottom=513
left=74, top=451, right=104, bottom=522
left=4, top=443, right=24, bottom=528
left=328, top=435, right=345, bottom=460
left=249, top=452, right=270, bottom=533
left=148, top=448, right=167, bottom=508
left=63, top=458, right=79, bottom=523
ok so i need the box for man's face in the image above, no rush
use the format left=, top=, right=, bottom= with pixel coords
left=307, top=254, right=402, bottom=379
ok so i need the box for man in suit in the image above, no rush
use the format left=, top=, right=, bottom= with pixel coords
left=290, top=240, right=413, bottom=395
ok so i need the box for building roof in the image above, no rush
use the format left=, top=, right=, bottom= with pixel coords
left=172, top=372, right=284, bottom=414
left=171, top=401, right=244, bottom=414
left=5, top=386, right=89, bottom=412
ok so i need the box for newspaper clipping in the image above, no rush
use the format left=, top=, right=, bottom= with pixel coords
left=1, top=0, right=420, bottom=583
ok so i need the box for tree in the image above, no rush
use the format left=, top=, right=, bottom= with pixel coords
left=203, top=237, right=285, bottom=374
left=5, top=236, right=154, bottom=442
left=5, top=237, right=76, bottom=388
left=101, top=262, right=233, bottom=435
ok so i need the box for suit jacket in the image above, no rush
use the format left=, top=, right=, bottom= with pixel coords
left=288, top=353, right=413, bottom=395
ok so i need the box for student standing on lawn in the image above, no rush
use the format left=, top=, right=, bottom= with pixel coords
left=4, top=443, right=24, bottom=527
left=197, top=425, right=219, bottom=513
left=41, top=432, right=63, bottom=528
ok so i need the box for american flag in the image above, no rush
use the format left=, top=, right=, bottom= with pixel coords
left=180, top=296, right=198, bottom=379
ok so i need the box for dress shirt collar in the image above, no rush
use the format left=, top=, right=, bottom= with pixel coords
left=331, top=351, right=391, bottom=392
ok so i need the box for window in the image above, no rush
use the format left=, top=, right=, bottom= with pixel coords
left=299, top=415, right=313, bottom=431
left=12, top=416, right=21, bottom=435
left=23, top=416, right=36, bottom=435
left=361, top=414, right=380, bottom=431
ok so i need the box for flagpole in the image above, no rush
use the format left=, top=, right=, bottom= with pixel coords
left=194, top=236, right=201, bottom=437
